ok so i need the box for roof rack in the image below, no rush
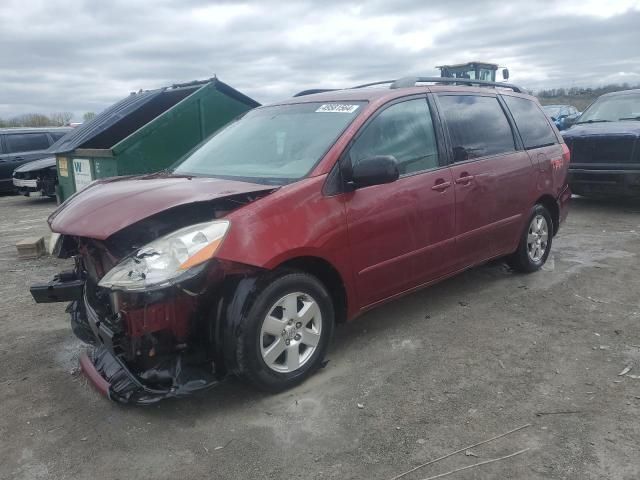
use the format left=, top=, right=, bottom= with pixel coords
left=293, top=88, right=337, bottom=97
left=391, top=76, right=522, bottom=93
left=351, top=80, right=396, bottom=89
left=292, top=76, right=522, bottom=97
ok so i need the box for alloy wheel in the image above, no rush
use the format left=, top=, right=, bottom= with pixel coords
left=527, top=214, right=549, bottom=263
left=259, top=292, right=323, bottom=373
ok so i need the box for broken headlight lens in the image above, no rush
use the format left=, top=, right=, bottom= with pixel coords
left=98, top=220, right=230, bottom=291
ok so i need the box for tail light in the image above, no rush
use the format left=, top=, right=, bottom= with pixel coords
left=561, top=143, right=571, bottom=165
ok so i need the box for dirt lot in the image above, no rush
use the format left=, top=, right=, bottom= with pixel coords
left=1, top=194, right=639, bottom=480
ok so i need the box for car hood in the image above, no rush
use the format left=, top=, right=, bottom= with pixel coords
left=562, top=121, right=640, bottom=139
left=49, top=174, right=276, bottom=240
left=14, top=156, right=56, bottom=173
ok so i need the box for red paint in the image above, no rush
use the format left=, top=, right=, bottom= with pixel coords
left=49, top=175, right=273, bottom=240
left=450, top=150, right=535, bottom=267
left=341, top=168, right=456, bottom=306
left=122, top=295, right=196, bottom=339
left=50, top=86, right=570, bottom=322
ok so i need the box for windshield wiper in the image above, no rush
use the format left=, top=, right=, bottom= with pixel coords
left=619, top=116, right=640, bottom=121
left=576, top=119, right=611, bottom=124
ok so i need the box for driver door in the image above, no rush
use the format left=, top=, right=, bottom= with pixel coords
left=342, top=97, right=457, bottom=308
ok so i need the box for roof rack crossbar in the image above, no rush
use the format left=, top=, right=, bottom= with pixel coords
left=390, top=76, right=522, bottom=93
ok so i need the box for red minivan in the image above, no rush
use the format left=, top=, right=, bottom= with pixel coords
left=32, top=78, right=571, bottom=404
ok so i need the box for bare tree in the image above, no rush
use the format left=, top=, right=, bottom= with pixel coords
left=49, top=112, right=73, bottom=126
left=83, top=111, right=96, bottom=123
left=8, top=113, right=52, bottom=127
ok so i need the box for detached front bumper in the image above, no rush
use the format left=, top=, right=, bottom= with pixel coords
left=31, top=259, right=263, bottom=405
left=80, top=346, right=220, bottom=405
left=32, top=272, right=222, bottom=405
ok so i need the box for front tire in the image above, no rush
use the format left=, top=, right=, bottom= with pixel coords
left=235, top=271, right=334, bottom=392
left=508, top=205, right=553, bottom=273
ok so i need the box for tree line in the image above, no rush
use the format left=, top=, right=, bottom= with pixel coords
left=537, top=83, right=640, bottom=99
left=0, top=111, right=96, bottom=128
left=536, top=82, right=640, bottom=110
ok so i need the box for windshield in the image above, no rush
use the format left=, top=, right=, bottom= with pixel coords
left=578, top=93, right=640, bottom=123
left=543, top=106, right=562, bottom=118
left=174, top=101, right=366, bottom=184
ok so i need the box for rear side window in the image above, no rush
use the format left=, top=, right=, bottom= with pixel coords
left=503, top=96, right=557, bottom=149
left=349, top=99, right=439, bottom=176
left=438, top=95, right=515, bottom=162
left=4, top=133, right=50, bottom=153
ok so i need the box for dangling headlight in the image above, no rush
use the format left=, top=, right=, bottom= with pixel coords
left=98, top=220, right=230, bottom=291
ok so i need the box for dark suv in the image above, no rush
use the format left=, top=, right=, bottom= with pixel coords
left=31, top=77, right=570, bottom=404
left=0, top=127, right=71, bottom=193
left=563, top=89, right=640, bottom=197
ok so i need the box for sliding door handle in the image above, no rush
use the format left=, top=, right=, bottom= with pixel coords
left=455, top=175, right=475, bottom=185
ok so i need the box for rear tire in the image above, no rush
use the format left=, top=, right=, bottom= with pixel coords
left=507, top=205, right=553, bottom=273
left=235, top=271, right=334, bottom=392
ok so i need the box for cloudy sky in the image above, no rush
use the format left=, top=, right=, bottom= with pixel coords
left=1, top=0, right=639, bottom=120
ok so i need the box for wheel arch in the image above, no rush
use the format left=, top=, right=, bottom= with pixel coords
left=276, top=256, right=349, bottom=324
left=534, top=194, right=559, bottom=236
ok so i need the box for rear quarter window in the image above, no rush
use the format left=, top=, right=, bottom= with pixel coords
left=49, top=132, right=68, bottom=141
left=503, top=96, right=557, bottom=149
left=438, top=95, right=515, bottom=162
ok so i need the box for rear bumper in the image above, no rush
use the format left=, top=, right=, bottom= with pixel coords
left=568, top=167, right=640, bottom=197
left=13, top=175, right=55, bottom=196
left=13, top=178, right=39, bottom=196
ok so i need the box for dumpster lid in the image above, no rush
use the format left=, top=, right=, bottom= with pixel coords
left=49, top=77, right=260, bottom=155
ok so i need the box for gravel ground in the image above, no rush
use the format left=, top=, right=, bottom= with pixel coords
left=1, top=193, right=639, bottom=480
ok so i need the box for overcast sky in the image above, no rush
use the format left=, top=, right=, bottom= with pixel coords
left=1, top=0, right=639, bottom=120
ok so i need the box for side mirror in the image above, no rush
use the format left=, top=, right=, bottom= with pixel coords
left=502, top=68, right=510, bottom=80
left=347, top=155, right=399, bottom=188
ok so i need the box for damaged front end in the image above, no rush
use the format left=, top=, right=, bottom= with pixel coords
left=31, top=189, right=270, bottom=405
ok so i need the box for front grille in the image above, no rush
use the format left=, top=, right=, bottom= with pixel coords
left=567, top=135, right=637, bottom=164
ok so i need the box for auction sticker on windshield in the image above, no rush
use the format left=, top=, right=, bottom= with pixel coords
left=315, top=104, right=359, bottom=113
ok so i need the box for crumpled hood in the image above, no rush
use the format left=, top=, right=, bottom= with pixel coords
left=49, top=174, right=276, bottom=240
left=14, top=156, right=56, bottom=173
left=562, top=121, right=640, bottom=139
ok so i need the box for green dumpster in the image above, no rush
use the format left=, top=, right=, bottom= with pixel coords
left=53, top=77, right=260, bottom=202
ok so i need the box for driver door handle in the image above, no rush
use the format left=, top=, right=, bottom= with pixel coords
left=431, top=180, right=452, bottom=192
